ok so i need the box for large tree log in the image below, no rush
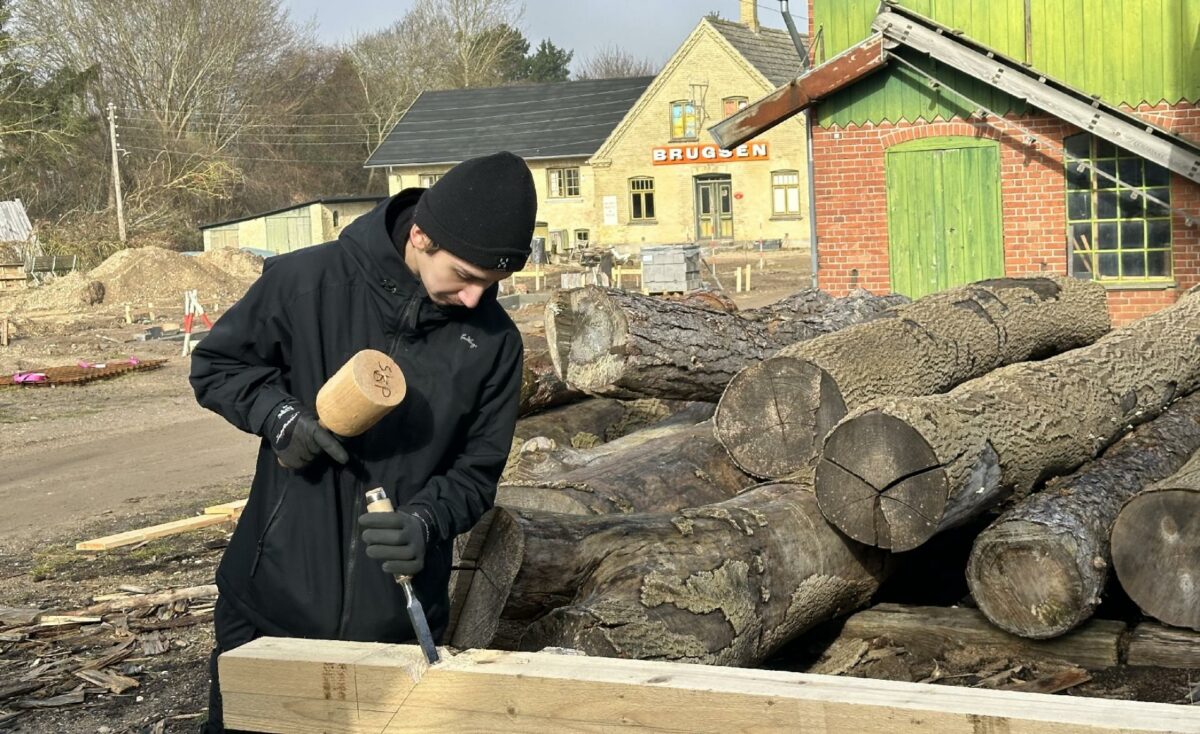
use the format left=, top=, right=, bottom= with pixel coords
left=507, top=401, right=715, bottom=482
left=966, top=391, right=1200, bottom=639
left=715, top=277, right=1109, bottom=479
left=497, top=420, right=753, bottom=515
left=454, top=482, right=888, bottom=664
left=1111, top=448, right=1200, bottom=631
left=546, top=287, right=905, bottom=401
left=519, top=331, right=585, bottom=416
left=836, top=604, right=1123, bottom=670
left=815, top=287, right=1200, bottom=552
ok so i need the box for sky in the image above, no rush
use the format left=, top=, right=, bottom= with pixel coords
left=282, top=0, right=804, bottom=73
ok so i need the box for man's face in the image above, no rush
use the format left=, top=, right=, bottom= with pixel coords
left=409, top=225, right=510, bottom=308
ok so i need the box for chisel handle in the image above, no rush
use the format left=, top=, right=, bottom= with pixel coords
left=364, top=488, right=410, bottom=583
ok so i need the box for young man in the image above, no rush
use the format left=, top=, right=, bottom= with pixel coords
left=189, top=152, right=535, bottom=732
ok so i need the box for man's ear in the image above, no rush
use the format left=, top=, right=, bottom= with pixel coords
left=409, top=223, right=431, bottom=252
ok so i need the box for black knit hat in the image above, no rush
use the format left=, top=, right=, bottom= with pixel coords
left=413, top=152, right=537, bottom=273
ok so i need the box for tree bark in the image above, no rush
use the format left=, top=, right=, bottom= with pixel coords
left=1126, top=623, right=1200, bottom=668
left=497, top=420, right=753, bottom=516
left=546, top=287, right=905, bottom=402
left=716, top=277, right=1110, bottom=479
left=1111, top=449, right=1200, bottom=631
left=507, top=401, right=715, bottom=482
left=836, top=603, right=1123, bottom=669
left=453, top=482, right=888, bottom=664
left=815, top=287, right=1200, bottom=552
left=520, top=331, right=585, bottom=417
left=966, top=391, right=1200, bottom=639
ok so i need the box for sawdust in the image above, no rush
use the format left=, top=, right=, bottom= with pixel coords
left=8, top=246, right=259, bottom=314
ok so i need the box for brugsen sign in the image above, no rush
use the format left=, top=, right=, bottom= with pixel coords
left=652, top=140, right=769, bottom=166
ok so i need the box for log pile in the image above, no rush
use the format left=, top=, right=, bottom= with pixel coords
left=815, top=286, right=1200, bottom=551
left=445, top=280, right=1200, bottom=694
left=715, top=277, right=1109, bottom=478
left=545, top=286, right=905, bottom=401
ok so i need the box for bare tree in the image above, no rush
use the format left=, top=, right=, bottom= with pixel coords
left=575, top=44, right=659, bottom=80
left=13, top=0, right=314, bottom=234
left=347, top=0, right=525, bottom=185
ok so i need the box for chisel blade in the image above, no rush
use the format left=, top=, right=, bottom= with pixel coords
left=399, top=577, right=440, bottom=665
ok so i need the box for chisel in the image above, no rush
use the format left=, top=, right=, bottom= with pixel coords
left=364, top=487, right=441, bottom=665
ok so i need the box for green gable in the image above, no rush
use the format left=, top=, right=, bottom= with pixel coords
left=812, top=0, right=1200, bottom=125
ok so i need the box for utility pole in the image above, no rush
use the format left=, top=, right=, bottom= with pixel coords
left=107, top=102, right=127, bottom=243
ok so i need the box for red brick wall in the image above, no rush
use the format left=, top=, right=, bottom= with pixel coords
left=811, top=101, right=1200, bottom=325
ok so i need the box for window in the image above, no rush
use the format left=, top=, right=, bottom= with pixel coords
left=419, top=173, right=441, bottom=188
left=723, top=96, right=748, bottom=117
left=670, top=100, right=698, bottom=140
left=1065, top=133, right=1172, bottom=281
left=548, top=167, right=580, bottom=198
left=332, top=210, right=340, bottom=228
left=629, top=177, right=655, bottom=221
left=771, top=170, right=801, bottom=216
left=574, top=229, right=590, bottom=247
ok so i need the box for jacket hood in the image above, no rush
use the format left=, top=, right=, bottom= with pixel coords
left=337, top=189, right=499, bottom=324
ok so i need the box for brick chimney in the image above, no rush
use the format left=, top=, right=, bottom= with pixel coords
left=740, top=0, right=760, bottom=32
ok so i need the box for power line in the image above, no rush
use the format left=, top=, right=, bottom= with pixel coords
left=114, top=107, right=623, bottom=135
left=116, top=119, right=619, bottom=146
left=122, top=135, right=612, bottom=164
left=112, top=84, right=647, bottom=121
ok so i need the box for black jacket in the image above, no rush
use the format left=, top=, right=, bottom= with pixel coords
left=189, top=190, right=523, bottom=643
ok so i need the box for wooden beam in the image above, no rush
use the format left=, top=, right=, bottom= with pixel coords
left=1127, top=623, right=1200, bottom=669
left=709, top=34, right=888, bottom=149
left=839, top=604, right=1124, bottom=670
left=221, top=638, right=1200, bottom=734
left=203, top=498, right=248, bottom=516
left=75, top=514, right=234, bottom=551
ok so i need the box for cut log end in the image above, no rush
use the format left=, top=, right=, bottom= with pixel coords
left=967, top=521, right=1088, bottom=639
left=715, top=357, right=847, bottom=479
left=451, top=509, right=526, bottom=649
left=1112, top=488, right=1200, bottom=631
left=547, top=288, right=628, bottom=395
left=815, top=411, right=948, bottom=551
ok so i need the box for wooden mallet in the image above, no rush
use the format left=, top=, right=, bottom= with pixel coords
left=276, top=350, right=406, bottom=468
left=315, top=348, right=407, bottom=436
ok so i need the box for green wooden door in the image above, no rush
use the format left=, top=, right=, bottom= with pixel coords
left=886, top=137, right=1004, bottom=299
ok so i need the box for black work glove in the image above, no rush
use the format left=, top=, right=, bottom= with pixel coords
left=360, top=510, right=428, bottom=578
left=264, top=399, right=348, bottom=469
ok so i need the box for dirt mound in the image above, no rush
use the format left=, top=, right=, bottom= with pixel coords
left=8, top=271, right=98, bottom=311
left=8, top=246, right=258, bottom=314
left=197, top=247, right=264, bottom=279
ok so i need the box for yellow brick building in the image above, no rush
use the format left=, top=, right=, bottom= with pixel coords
left=367, top=3, right=808, bottom=256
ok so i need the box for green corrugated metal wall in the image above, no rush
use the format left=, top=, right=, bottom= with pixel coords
left=886, top=137, right=1005, bottom=298
left=813, top=0, right=1200, bottom=126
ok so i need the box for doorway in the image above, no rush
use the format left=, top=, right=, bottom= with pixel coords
left=695, top=175, right=733, bottom=240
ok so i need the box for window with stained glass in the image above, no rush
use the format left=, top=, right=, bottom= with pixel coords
left=1065, top=133, right=1172, bottom=282
left=669, top=100, right=697, bottom=140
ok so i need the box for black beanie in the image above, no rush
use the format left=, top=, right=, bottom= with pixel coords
left=412, top=152, right=537, bottom=273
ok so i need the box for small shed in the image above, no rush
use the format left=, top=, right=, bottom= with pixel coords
left=200, top=195, right=384, bottom=255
